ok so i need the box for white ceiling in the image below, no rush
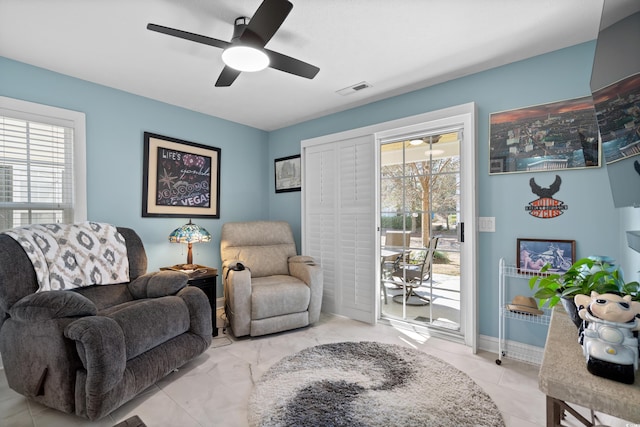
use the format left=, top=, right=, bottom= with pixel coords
left=1, top=0, right=639, bottom=131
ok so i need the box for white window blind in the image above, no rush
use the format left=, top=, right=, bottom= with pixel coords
left=0, top=97, right=86, bottom=231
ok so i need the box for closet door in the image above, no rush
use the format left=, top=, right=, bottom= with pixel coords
left=303, top=143, right=338, bottom=314
left=302, top=135, right=376, bottom=324
left=336, top=136, right=376, bottom=323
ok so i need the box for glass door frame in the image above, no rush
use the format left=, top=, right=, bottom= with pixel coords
left=379, top=132, right=461, bottom=333
left=374, top=104, right=477, bottom=351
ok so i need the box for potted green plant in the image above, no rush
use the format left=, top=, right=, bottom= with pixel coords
left=621, top=280, right=640, bottom=302
left=528, top=256, right=637, bottom=327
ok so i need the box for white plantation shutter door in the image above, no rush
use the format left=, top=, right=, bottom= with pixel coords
left=0, top=107, right=76, bottom=230
left=302, top=135, right=375, bottom=324
left=337, top=137, right=375, bottom=323
left=303, top=143, right=338, bottom=313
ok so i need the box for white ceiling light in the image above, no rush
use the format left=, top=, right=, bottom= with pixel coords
left=409, top=139, right=424, bottom=145
left=221, top=45, right=270, bottom=72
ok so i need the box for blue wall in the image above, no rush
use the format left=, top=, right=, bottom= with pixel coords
left=2, top=40, right=631, bottom=345
left=1, top=56, right=269, bottom=299
left=268, top=41, right=623, bottom=344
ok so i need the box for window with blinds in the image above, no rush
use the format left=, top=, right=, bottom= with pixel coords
left=0, top=98, right=85, bottom=231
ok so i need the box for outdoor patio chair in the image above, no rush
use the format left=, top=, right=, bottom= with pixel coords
left=387, top=236, right=440, bottom=305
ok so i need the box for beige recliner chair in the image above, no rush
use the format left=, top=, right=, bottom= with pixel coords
left=220, top=221, right=323, bottom=337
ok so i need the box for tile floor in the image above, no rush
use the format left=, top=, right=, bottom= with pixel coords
left=0, top=313, right=634, bottom=427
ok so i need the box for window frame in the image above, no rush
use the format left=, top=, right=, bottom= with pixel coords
left=0, top=96, right=87, bottom=225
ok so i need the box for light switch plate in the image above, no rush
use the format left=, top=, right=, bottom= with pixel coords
left=479, top=217, right=495, bottom=232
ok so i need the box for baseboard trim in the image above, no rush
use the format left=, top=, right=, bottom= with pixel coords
left=478, top=334, right=544, bottom=365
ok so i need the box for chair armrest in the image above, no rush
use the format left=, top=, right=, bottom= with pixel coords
left=289, top=257, right=323, bottom=324
left=9, top=291, right=97, bottom=322
left=288, top=256, right=321, bottom=285
left=64, top=316, right=126, bottom=395
left=128, top=270, right=189, bottom=299
left=289, top=255, right=317, bottom=265
left=224, top=269, right=252, bottom=337
left=177, top=286, right=213, bottom=340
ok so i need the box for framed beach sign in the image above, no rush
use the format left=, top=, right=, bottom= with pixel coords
left=142, top=132, right=221, bottom=218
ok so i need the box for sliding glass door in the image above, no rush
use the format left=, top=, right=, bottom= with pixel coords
left=303, top=103, right=476, bottom=348
left=379, top=130, right=462, bottom=335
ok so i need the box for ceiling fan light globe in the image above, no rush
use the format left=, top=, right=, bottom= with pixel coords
left=222, top=46, right=269, bottom=72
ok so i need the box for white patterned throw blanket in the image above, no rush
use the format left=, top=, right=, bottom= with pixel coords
left=4, top=222, right=130, bottom=292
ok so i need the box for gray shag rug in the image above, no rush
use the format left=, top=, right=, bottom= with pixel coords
left=248, top=341, right=505, bottom=427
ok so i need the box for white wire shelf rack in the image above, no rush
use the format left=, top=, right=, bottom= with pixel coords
left=496, top=258, right=551, bottom=366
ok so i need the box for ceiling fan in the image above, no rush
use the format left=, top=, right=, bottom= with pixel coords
left=147, top=0, right=319, bottom=87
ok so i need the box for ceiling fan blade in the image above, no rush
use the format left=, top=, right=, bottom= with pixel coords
left=147, top=23, right=230, bottom=50
left=266, top=49, right=319, bottom=79
left=215, top=66, right=242, bottom=87
left=242, top=0, right=293, bottom=46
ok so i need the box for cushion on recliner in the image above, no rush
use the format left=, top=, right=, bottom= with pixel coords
left=251, top=275, right=310, bottom=319
left=127, top=270, right=189, bottom=299
left=100, top=296, right=190, bottom=360
left=220, top=221, right=297, bottom=278
left=9, top=290, right=97, bottom=321
left=231, top=245, right=295, bottom=277
left=146, top=270, right=188, bottom=297
left=74, top=284, right=133, bottom=311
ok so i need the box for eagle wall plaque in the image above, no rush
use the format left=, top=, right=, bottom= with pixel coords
left=525, top=175, right=568, bottom=218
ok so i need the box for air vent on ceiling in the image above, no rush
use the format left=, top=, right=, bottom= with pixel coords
left=336, top=81, right=372, bottom=96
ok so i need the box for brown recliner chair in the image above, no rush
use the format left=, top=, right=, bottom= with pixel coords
left=0, top=225, right=212, bottom=420
left=220, top=221, right=323, bottom=337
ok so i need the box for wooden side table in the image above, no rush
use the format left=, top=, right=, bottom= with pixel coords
left=161, top=265, right=218, bottom=337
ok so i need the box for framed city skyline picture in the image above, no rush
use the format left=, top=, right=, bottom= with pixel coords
left=592, top=72, right=640, bottom=165
left=489, top=96, right=600, bottom=174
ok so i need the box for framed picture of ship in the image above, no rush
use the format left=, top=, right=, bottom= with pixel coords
left=489, top=96, right=600, bottom=174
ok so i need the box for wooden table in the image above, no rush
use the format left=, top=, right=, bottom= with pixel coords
left=539, top=307, right=640, bottom=426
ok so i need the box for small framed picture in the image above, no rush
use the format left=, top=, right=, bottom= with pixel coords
left=274, top=154, right=301, bottom=193
left=517, top=238, right=575, bottom=274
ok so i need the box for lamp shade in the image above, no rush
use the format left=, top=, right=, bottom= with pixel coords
left=169, top=220, right=211, bottom=266
left=168, top=220, right=211, bottom=244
